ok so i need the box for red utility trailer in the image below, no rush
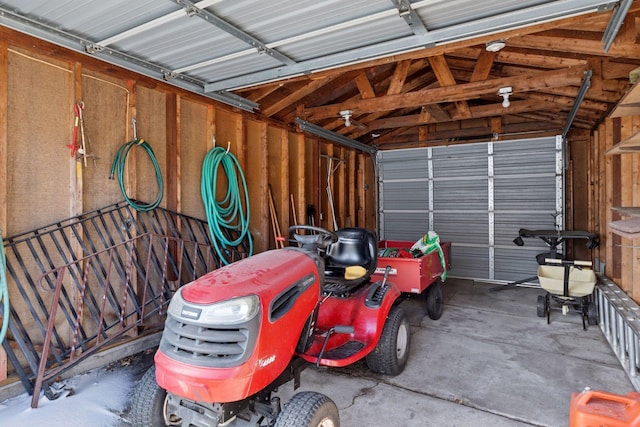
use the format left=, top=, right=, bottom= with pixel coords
left=373, top=239, right=451, bottom=319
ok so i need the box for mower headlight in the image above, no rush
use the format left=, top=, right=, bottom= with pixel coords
left=201, top=295, right=260, bottom=325
left=167, top=288, right=187, bottom=319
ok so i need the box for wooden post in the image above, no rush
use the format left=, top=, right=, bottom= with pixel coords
left=0, top=38, right=8, bottom=381
left=632, top=115, right=640, bottom=302
left=620, top=115, right=633, bottom=294
left=280, top=128, right=290, bottom=236
left=166, top=93, right=179, bottom=213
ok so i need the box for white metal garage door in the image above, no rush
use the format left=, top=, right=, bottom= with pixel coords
left=378, top=136, right=563, bottom=282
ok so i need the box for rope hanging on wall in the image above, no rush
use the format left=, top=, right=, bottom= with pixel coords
left=201, top=144, right=253, bottom=265
left=110, top=139, right=164, bottom=212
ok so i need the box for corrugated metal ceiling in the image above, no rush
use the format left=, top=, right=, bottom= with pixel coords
left=0, top=0, right=621, bottom=111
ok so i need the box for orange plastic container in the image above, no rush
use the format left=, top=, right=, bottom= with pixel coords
left=569, top=389, right=640, bottom=427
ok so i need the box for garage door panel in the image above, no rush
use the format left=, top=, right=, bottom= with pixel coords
left=433, top=212, right=488, bottom=245
left=448, top=246, right=489, bottom=279
left=382, top=181, right=429, bottom=211
left=379, top=136, right=562, bottom=282
left=431, top=144, right=488, bottom=178
left=494, top=175, right=557, bottom=211
left=379, top=148, right=429, bottom=181
left=433, top=179, right=488, bottom=211
left=381, top=212, right=429, bottom=241
left=493, top=247, right=541, bottom=281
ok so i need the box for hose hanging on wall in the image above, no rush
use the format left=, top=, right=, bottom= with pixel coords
left=0, top=226, right=9, bottom=345
left=110, top=139, right=164, bottom=212
left=201, top=145, right=253, bottom=265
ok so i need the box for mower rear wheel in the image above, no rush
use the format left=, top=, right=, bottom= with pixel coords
left=365, top=306, right=410, bottom=376
left=587, top=301, right=598, bottom=326
left=425, top=280, right=443, bottom=320
left=130, top=365, right=177, bottom=427
left=537, top=295, right=546, bottom=318
left=274, top=391, right=339, bottom=427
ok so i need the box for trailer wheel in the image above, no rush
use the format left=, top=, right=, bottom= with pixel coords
left=130, top=365, right=178, bottom=427
left=537, top=295, right=546, bottom=318
left=587, top=301, right=598, bottom=326
left=425, top=280, right=443, bottom=320
left=365, top=306, right=410, bottom=375
left=274, top=391, right=339, bottom=427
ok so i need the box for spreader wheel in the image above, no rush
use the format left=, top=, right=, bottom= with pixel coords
left=274, top=391, right=339, bottom=427
left=130, top=365, right=178, bottom=427
left=425, top=279, right=443, bottom=320
left=365, top=305, right=410, bottom=376
left=587, top=301, right=598, bottom=326
left=537, top=295, right=546, bottom=318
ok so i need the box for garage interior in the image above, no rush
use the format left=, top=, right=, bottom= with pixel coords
left=1, top=0, right=640, bottom=425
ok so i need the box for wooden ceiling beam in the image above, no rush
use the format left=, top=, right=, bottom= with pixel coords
left=428, top=54, right=472, bottom=118
left=470, top=50, right=497, bottom=82
left=507, top=34, right=640, bottom=58
left=517, top=91, right=608, bottom=112
left=354, top=72, right=376, bottom=99
left=367, top=99, right=558, bottom=130
left=375, top=121, right=562, bottom=146
left=387, top=60, right=412, bottom=95
left=261, top=75, right=339, bottom=117
left=451, top=47, right=587, bottom=69
left=303, top=66, right=586, bottom=119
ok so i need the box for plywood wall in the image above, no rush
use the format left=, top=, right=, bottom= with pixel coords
left=589, top=116, right=640, bottom=300
left=0, top=29, right=376, bottom=380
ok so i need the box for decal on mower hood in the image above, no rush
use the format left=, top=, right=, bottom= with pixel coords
left=258, top=354, right=276, bottom=368
left=181, top=305, right=202, bottom=320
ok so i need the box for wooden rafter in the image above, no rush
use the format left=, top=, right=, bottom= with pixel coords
left=428, top=54, right=472, bottom=118
left=303, top=66, right=587, bottom=119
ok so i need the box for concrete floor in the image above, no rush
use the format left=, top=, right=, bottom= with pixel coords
left=268, top=278, right=633, bottom=427
left=2, top=278, right=631, bottom=426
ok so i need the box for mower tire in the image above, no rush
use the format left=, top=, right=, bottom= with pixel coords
left=274, top=391, right=339, bottom=427
left=425, top=280, right=443, bottom=320
left=130, top=365, right=172, bottom=427
left=365, top=305, right=410, bottom=376
left=587, top=301, right=598, bottom=326
left=537, top=295, right=546, bottom=318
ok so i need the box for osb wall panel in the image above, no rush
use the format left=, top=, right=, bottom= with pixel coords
left=135, top=86, right=167, bottom=209
left=288, top=131, right=305, bottom=226
left=80, top=72, right=129, bottom=211
left=180, top=99, right=208, bottom=219
left=6, top=49, right=73, bottom=235
left=245, top=120, right=268, bottom=253
left=569, top=137, right=591, bottom=261
left=591, top=116, right=640, bottom=302
left=267, top=125, right=288, bottom=246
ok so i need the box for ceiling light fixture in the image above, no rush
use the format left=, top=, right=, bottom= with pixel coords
left=486, top=40, right=506, bottom=52
left=339, top=110, right=353, bottom=127
left=498, top=86, right=512, bottom=108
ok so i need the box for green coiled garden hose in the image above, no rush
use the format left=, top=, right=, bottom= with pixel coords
left=0, top=226, right=9, bottom=345
left=110, top=139, right=164, bottom=212
left=201, top=146, right=253, bottom=265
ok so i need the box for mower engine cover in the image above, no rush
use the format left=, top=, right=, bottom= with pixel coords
left=155, top=248, right=322, bottom=403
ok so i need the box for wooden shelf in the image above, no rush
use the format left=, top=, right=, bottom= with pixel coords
left=612, top=207, right=640, bottom=217
left=605, top=131, right=640, bottom=155
left=609, top=217, right=640, bottom=240
left=610, top=78, right=640, bottom=118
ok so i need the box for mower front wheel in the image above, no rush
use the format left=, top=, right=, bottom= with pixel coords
left=365, top=305, right=410, bottom=376
left=274, top=391, right=340, bottom=427
left=130, top=365, right=176, bottom=427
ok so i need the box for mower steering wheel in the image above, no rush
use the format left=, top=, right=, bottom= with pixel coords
left=289, top=225, right=338, bottom=250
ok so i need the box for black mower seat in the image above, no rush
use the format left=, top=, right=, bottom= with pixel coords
left=324, top=228, right=377, bottom=290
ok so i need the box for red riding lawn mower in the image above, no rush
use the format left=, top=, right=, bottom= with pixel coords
left=131, top=225, right=448, bottom=427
